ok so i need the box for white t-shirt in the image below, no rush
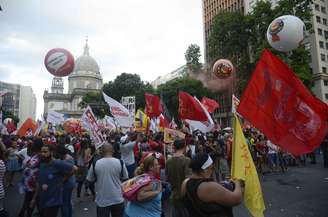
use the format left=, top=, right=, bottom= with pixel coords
left=120, top=141, right=136, bottom=166
left=86, top=157, right=128, bottom=207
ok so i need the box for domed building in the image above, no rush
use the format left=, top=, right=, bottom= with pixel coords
left=43, top=40, right=103, bottom=118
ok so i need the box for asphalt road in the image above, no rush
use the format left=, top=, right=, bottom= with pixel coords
left=4, top=156, right=328, bottom=217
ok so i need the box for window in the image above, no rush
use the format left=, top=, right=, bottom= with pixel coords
left=315, top=4, right=320, bottom=11
left=318, top=28, right=323, bottom=35
left=321, top=53, right=326, bottom=61
left=325, top=93, right=328, bottom=100
left=317, top=16, right=321, bottom=23
left=324, top=18, right=327, bottom=25
left=321, top=6, right=326, bottom=13
left=320, top=41, right=324, bottom=48
left=326, top=42, right=328, bottom=49
left=324, top=80, right=328, bottom=86
left=325, top=30, right=328, bottom=39
left=323, top=67, right=327, bottom=73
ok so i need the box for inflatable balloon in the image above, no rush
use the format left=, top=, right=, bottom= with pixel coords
left=44, top=48, right=75, bottom=77
left=63, top=119, right=82, bottom=134
left=267, top=15, right=305, bottom=52
left=212, top=59, right=234, bottom=79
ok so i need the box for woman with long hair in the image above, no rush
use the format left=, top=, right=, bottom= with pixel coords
left=181, top=153, right=243, bottom=217
left=124, top=155, right=162, bottom=217
left=75, top=139, right=91, bottom=199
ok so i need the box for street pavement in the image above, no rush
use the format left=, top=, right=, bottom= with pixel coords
left=4, top=156, right=328, bottom=217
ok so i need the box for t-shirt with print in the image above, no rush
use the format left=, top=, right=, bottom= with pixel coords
left=38, top=159, right=74, bottom=209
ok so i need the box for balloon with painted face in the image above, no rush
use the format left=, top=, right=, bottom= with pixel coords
left=267, top=15, right=305, bottom=52
left=212, top=59, right=234, bottom=79
left=44, top=48, right=75, bottom=77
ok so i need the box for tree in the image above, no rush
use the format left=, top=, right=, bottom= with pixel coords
left=156, top=76, right=214, bottom=121
left=208, top=11, right=253, bottom=93
left=247, top=0, right=313, bottom=87
left=185, top=44, right=202, bottom=73
left=208, top=0, right=314, bottom=92
left=102, top=73, right=155, bottom=110
left=79, top=91, right=108, bottom=118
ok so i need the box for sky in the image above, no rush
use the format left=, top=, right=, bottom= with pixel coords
left=0, top=0, right=204, bottom=119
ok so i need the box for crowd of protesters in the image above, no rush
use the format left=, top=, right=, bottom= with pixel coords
left=0, top=124, right=327, bottom=217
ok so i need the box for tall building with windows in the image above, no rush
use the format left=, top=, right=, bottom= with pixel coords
left=43, top=40, right=103, bottom=118
left=0, top=81, right=37, bottom=126
left=203, top=0, right=245, bottom=64
left=311, top=0, right=328, bottom=104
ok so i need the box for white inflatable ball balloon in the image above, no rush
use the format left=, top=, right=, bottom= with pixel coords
left=44, top=48, right=75, bottom=77
left=267, top=15, right=305, bottom=52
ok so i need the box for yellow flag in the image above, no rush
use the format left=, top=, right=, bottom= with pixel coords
left=135, top=109, right=150, bottom=132
left=231, top=114, right=265, bottom=217
left=163, top=128, right=185, bottom=143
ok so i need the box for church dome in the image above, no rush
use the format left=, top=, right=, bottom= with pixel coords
left=69, top=40, right=101, bottom=75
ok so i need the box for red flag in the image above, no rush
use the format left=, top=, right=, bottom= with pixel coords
left=17, top=118, right=37, bottom=137
left=145, top=93, right=162, bottom=118
left=237, top=49, right=328, bottom=156
left=179, top=91, right=208, bottom=121
left=159, top=114, right=170, bottom=128
left=201, top=97, right=219, bottom=113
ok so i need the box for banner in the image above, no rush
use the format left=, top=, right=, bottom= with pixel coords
left=231, top=114, right=265, bottom=217
left=82, top=106, right=105, bottom=149
left=47, top=110, right=65, bottom=125
left=103, top=92, right=134, bottom=128
left=237, top=49, right=328, bottom=155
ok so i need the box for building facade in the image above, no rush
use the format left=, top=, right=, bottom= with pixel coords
left=43, top=41, right=103, bottom=119
left=151, top=65, right=188, bottom=88
left=0, top=81, right=37, bottom=126
left=311, top=0, right=328, bottom=104
left=202, top=0, right=245, bottom=64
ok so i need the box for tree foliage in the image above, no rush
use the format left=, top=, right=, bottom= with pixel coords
left=185, top=44, right=202, bottom=73
left=208, top=0, right=313, bottom=93
left=80, top=73, right=155, bottom=117
left=103, top=73, right=154, bottom=110
left=156, top=76, right=214, bottom=120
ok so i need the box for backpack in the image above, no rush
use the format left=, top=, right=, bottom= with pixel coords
left=122, top=174, right=153, bottom=201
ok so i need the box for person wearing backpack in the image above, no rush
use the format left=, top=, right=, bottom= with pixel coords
left=86, top=142, right=128, bottom=217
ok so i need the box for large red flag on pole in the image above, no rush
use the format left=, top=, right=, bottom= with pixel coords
left=237, top=49, right=328, bottom=156
left=145, top=93, right=162, bottom=118
left=179, top=91, right=208, bottom=121
left=201, top=96, right=219, bottom=113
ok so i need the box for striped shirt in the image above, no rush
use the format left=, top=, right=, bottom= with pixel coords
left=0, top=160, right=6, bottom=199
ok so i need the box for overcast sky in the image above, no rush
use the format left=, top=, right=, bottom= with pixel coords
left=0, top=0, right=204, bottom=119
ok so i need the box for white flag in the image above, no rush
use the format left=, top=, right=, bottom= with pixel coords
left=185, top=97, right=215, bottom=133
left=103, top=92, right=134, bottom=128
left=82, top=106, right=105, bottom=149
left=47, top=110, right=64, bottom=125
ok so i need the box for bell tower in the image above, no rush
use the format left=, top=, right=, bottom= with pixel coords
left=51, top=77, right=64, bottom=94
